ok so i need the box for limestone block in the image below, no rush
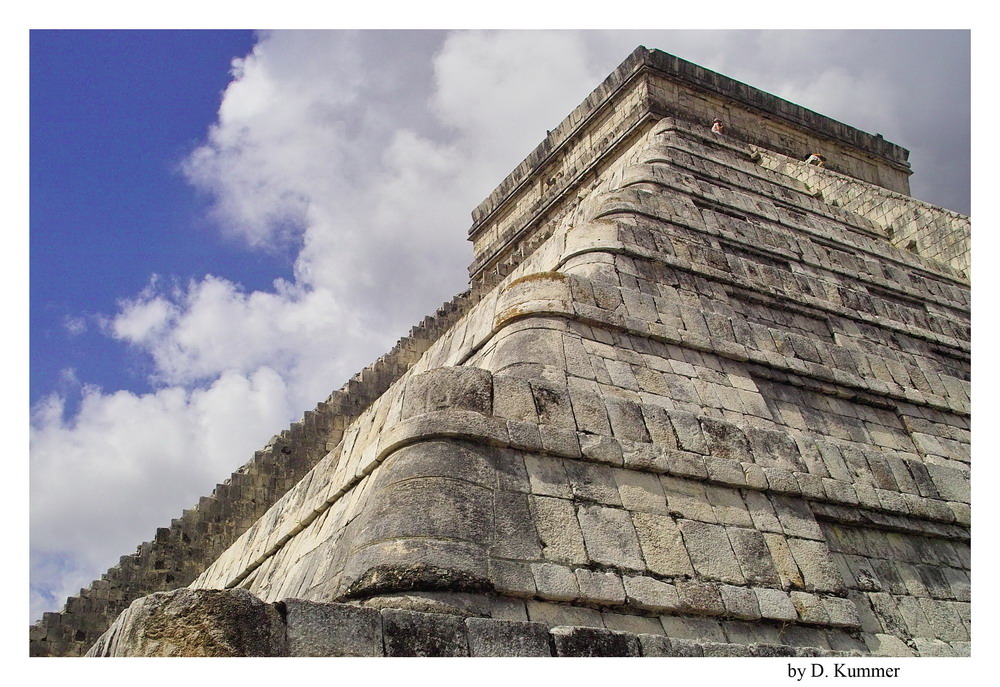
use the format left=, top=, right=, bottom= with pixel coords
left=719, top=584, right=761, bottom=620
left=86, top=589, right=286, bottom=657
left=638, top=404, right=679, bottom=448
left=763, top=532, right=805, bottom=588
left=489, top=326, right=567, bottom=378
left=631, top=511, right=694, bottom=576
left=660, top=475, right=716, bottom=522
left=566, top=386, right=613, bottom=434
left=540, top=425, right=582, bottom=458
left=763, top=466, right=800, bottom=494
left=727, top=527, right=781, bottom=586
left=531, top=562, right=580, bottom=602
left=564, top=460, right=622, bottom=506
left=742, top=462, right=769, bottom=490
left=530, top=495, right=589, bottom=565
left=492, top=490, right=543, bottom=559
left=638, top=633, right=705, bottom=656
left=893, top=595, right=935, bottom=638
left=605, top=397, right=651, bottom=443
left=577, top=504, right=646, bottom=570
left=563, top=334, right=596, bottom=380
left=506, top=420, right=544, bottom=453
left=704, top=456, right=748, bottom=487
left=284, top=599, right=382, bottom=656
left=700, top=416, right=753, bottom=462
left=381, top=609, right=469, bottom=657
left=465, top=617, right=552, bottom=657
left=623, top=575, right=681, bottom=612
left=613, top=467, right=668, bottom=513
left=678, top=519, right=745, bottom=584
left=580, top=433, right=625, bottom=466
left=755, top=588, right=797, bottom=622
left=659, top=447, right=710, bottom=480
left=339, top=538, right=490, bottom=600
left=924, top=462, right=970, bottom=503
left=492, top=375, right=539, bottom=423
left=770, top=494, right=824, bottom=540
left=918, top=599, right=968, bottom=642
left=911, top=637, right=960, bottom=657
left=671, top=580, right=724, bottom=616
left=667, top=409, right=709, bottom=454
left=787, top=538, right=845, bottom=593
left=525, top=600, right=604, bottom=628
left=349, top=476, right=494, bottom=546
left=706, top=485, right=753, bottom=527
left=703, top=642, right=755, bottom=657
left=790, top=591, right=830, bottom=625
left=661, top=612, right=727, bottom=640
left=524, top=454, right=572, bottom=498
left=602, top=612, right=664, bottom=635
left=746, top=426, right=806, bottom=471
left=863, top=632, right=915, bottom=657
left=400, top=367, right=493, bottom=420
left=551, top=626, right=642, bottom=657
left=489, top=559, right=536, bottom=598
left=576, top=569, right=627, bottom=605
left=529, top=380, right=577, bottom=429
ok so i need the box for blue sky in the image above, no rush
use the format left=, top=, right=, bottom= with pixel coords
left=27, top=29, right=972, bottom=625
left=31, top=30, right=267, bottom=409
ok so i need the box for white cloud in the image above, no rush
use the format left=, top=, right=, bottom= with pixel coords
left=62, top=316, right=87, bottom=336
left=29, top=368, right=292, bottom=621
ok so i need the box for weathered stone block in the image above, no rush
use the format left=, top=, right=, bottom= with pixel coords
left=565, top=460, right=622, bottom=505
left=531, top=562, right=580, bottom=602
left=381, top=608, right=469, bottom=657
left=746, top=426, right=806, bottom=471
left=466, top=617, right=552, bottom=657
left=284, top=599, right=382, bottom=656
left=530, top=495, right=589, bottom=565
left=678, top=519, right=745, bottom=584
left=613, top=467, right=668, bottom=513
left=667, top=409, right=709, bottom=454
left=551, top=625, right=642, bottom=657
left=401, top=367, right=493, bottom=419
left=623, top=575, right=681, bottom=613
left=524, top=454, right=572, bottom=498
left=787, top=537, right=845, bottom=592
left=719, top=584, right=761, bottom=620
left=86, top=589, right=285, bottom=657
left=638, top=633, right=704, bottom=656
left=576, top=569, right=627, bottom=605
left=631, top=511, right=694, bottom=576
left=755, top=588, right=797, bottom=622
left=492, top=490, right=543, bottom=559
left=578, top=504, right=646, bottom=570
left=675, top=580, right=726, bottom=616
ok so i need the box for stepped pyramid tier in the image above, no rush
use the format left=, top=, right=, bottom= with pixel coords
left=35, top=46, right=969, bottom=658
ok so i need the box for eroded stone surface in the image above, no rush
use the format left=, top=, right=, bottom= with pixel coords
left=86, top=589, right=285, bottom=657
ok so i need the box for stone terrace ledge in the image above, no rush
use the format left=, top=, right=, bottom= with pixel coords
left=467, top=46, right=913, bottom=284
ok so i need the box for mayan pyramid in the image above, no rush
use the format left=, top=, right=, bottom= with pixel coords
left=32, top=47, right=970, bottom=658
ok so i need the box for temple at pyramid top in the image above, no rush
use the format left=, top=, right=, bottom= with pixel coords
left=468, top=47, right=966, bottom=282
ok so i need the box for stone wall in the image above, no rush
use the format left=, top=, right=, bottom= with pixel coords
left=181, top=118, right=969, bottom=656
left=86, top=588, right=875, bottom=657
left=752, top=147, right=970, bottom=277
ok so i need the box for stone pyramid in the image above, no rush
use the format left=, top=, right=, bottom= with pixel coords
left=34, top=47, right=970, bottom=658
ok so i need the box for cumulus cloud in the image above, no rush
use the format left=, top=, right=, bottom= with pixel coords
left=30, top=368, right=291, bottom=620
left=30, top=30, right=969, bottom=623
